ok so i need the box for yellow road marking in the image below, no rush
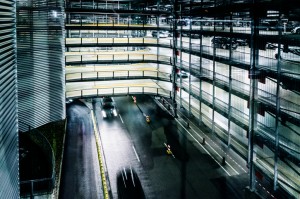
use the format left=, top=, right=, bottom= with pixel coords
left=91, top=111, right=110, bottom=199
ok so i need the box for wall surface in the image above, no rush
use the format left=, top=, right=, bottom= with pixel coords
left=0, top=0, right=19, bottom=198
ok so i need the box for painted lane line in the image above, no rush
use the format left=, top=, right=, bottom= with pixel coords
left=119, top=114, right=124, bottom=123
left=175, top=119, right=231, bottom=176
left=179, top=117, right=247, bottom=173
left=177, top=119, right=239, bottom=175
left=162, top=102, right=243, bottom=174
left=132, top=145, right=140, bottom=162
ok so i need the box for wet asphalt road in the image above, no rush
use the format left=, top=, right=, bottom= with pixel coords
left=60, top=96, right=248, bottom=199
left=59, top=100, right=102, bottom=199
left=96, top=95, right=248, bottom=199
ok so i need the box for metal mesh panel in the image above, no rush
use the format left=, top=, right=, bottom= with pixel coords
left=17, top=0, right=65, bottom=131
left=0, top=0, right=19, bottom=198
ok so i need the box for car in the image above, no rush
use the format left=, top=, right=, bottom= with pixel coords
left=291, top=26, right=300, bottom=34
left=151, top=30, right=169, bottom=38
left=234, top=38, right=248, bottom=46
left=191, top=21, right=201, bottom=26
left=190, top=33, right=201, bottom=39
left=269, top=22, right=295, bottom=32
left=211, top=37, right=238, bottom=50
left=266, top=43, right=278, bottom=50
left=274, top=47, right=300, bottom=62
left=65, top=98, right=73, bottom=104
left=161, top=30, right=172, bottom=37
left=177, top=71, right=189, bottom=78
left=131, top=30, right=147, bottom=37
left=177, top=20, right=188, bottom=26
left=117, top=167, right=145, bottom=199
left=258, top=22, right=270, bottom=30
left=101, top=97, right=117, bottom=118
left=166, top=31, right=173, bottom=37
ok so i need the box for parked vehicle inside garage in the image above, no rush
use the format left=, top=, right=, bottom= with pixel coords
left=275, top=47, right=300, bottom=62
left=151, top=30, right=170, bottom=38
left=211, top=36, right=238, bottom=50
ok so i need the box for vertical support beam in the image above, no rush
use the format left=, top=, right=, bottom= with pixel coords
left=248, top=10, right=259, bottom=191
left=171, top=0, right=178, bottom=117
left=212, top=15, right=216, bottom=135
left=273, top=15, right=282, bottom=192
left=188, top=17, right=192, bottom=118
left=179, top=7, right=183, bottom=109
left=198, top=17, right=203, bottom=124
left=227, top=15, right=233, bottom=147
left=157, top=0, right=160, bottom=72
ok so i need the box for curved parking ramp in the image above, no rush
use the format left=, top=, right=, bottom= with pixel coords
left=66, top=70, right=171, bottom=82
left=66, top=79, right=172, bottom=99
left=65, top=37, right=173, bottom=48
left=65, top=52, right=172, bottom=65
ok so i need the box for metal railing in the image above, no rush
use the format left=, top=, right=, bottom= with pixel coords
left=65, top=53, right=172, bottom=65
left=65, top=37, right=173, bottom=48
left=66, top=70, right=172, bottom=82
left=66, top=86, right=172, bottom=99
left=19, top=122, right=55, bottom=198
left=177, top=60, right=300, bottom=123
left=65, top=21, right=173, bottom=30
left=178, top=41, right=300, bottom=78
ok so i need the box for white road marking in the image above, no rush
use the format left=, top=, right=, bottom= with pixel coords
left=158, top=101, right=243, bottom=175
left=177, top=114, right=246, bottom=174
left=119, top=114, right=124, bottom=123
left=175, top=119, right=231, bottom=176
left=132, top=145, right=140, bottom=162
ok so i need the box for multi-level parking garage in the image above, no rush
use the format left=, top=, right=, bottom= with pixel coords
left=3, top=0, right=300, bottom=198
left=63, top=0, right=300, bottom=198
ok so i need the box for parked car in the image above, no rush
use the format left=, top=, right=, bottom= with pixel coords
left=266, top=43, right=278, bottom=50
left=190, top=33, right=201, bottom=39
left=234, top=38, right=248, bottom=46
left=177, top=71, right=189, bottom=78
left=191, top=21, right=201, bottom=26
left=117, top=167, right=145, bottom=199
left=258, top=22, right=271, bottom=30
left=181, top=32, right=189, bottom=37
left=177, top=20, right=188, bottom=26
left=269, top=22, right=295, bottom=32
left=152, top=30, right=169, bottom=38
left=131, top=30, right=146, bottom=37
left=101, top=97, right=117, bottom=118
left=291, top=26, right=300, bottom=34
left=161, top=30, right=172, bottom=37
left=166, top=31, right=173, bottom=37
left=274, top=47, right=300, bottom=62
left=211, top=37, right=238, bottom=50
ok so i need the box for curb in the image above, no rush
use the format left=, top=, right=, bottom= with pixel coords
left=91, top=111, right=110, bottom=199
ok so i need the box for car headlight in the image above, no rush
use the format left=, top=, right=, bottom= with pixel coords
left=101, top=110, right=107, bottom=118
left=113, top=109, right=117, bottom=116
